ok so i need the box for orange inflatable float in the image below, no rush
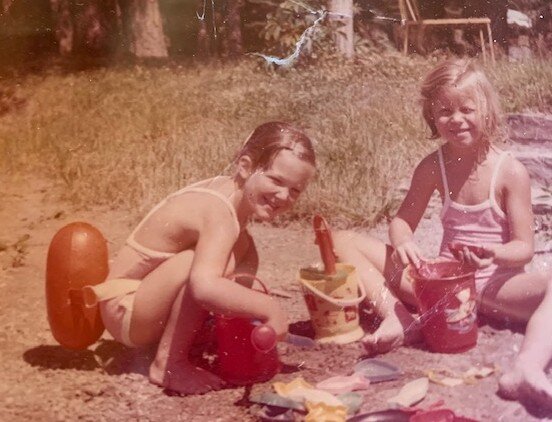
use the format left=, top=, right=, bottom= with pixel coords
left=46, top=222, right=108, bottom=350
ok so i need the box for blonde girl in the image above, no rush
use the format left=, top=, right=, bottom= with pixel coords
left=90, top=122, right=316, bottom=395
left=334, top=59, right=552, bottom=408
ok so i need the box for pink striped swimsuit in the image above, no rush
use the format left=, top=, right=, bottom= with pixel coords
left=437, top=148, right=525, bottom=293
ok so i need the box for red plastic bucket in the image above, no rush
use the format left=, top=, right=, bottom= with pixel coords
left=215, top=274, right=281, bottom=385
left=409, top=260, right=478, bottom=353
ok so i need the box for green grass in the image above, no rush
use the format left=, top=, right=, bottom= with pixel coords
left=1, top=54, right=551, bottom=227
left=490, top=60, right=552, bottom=114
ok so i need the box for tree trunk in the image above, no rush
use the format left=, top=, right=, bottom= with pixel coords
left=224, top=0, right=243, bottom=58
left=196, top=0, right=212, bottom=58
left=196, top=0, right=243, bottom=60
left=50, top=0, right=120, bottom=57
left=329, top=0, right=354, bottom=58
left=49, top=0, right=73, bottom=55
left=126, top=0, right=168, bottom=58
left=74, top=0, right=111, bottom=54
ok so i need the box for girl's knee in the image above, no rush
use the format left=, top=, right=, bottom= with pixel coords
left=529, top=272, right=552, bottom=297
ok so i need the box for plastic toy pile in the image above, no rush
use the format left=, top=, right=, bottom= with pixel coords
left=248, top=357, right=493, bottom=421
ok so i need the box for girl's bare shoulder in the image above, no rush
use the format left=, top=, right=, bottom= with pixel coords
left=160, top=180, right=239, bottom=235
left=419, top=149, right=440, bottom=168
left=489, top=147, right=529, bottom=180
left=413, top=149, right=440, bottom=182
left=499, top=153, right=531, bottom=187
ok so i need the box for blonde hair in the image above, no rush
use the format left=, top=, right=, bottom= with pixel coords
left=421, top=59, right=502, bottom=145
left=235, top=121, right=316, bottom=170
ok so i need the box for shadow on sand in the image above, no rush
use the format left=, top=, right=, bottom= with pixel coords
left=23, top=339, right=155, bottom=375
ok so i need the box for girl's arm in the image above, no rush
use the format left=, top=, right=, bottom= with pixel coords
left=389, top=153, right=438, bottom=266
left=476, top=158, right=534, bottom=268
left=188, top=201, right=287, bottom=336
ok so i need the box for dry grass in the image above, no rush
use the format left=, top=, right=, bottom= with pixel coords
left=1, top=54, right=551, bottom=226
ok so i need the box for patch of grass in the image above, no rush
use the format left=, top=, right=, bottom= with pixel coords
left=489, top=60, right=552, bottom=114
left=1, top=54, right=551, bottom=227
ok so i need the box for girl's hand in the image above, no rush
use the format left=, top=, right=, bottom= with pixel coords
left=394, top=240, right=425, bottom=268
left=457, top=244, right=496, bottom=269
left=265, top=304, right=288, bottom=340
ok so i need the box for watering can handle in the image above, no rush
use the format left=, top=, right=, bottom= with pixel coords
left=230, top=273, right=270, bottom=295
left=299, top=275, right=367, bottom=306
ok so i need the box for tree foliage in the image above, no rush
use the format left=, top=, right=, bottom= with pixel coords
left=258, top=0, right=330, bottom=56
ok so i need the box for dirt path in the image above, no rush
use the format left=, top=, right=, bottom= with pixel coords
left=0, top=174, right=551, bottom=421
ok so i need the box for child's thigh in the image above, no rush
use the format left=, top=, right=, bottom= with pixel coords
left=333, top=230, right=389, bottom=273
left=131, top=250, right=196, bottom=334
left=478, top=272, right=549, bottom=323
left=388, top=267, right=418, bottom=307
left=333, top=230, right=415, bottom=304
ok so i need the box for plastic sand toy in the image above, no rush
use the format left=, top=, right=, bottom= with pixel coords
left=409, top=260, right=478, bottom=353
left=298, top=215, right=365, bottom=344
left=216, top=275, right=281, bottom=385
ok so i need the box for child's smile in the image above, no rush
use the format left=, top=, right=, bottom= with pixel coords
left=260, top=194, right=282, bottom=215
left=432, top=85, right=481, bottom=149
left=246, top=149, right=315, bottom=221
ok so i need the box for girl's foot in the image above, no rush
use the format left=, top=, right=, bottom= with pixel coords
left=149, top=360, right=224, bottom=395
left=499, top=362, right=552, bottom=410
left=362, top=315, right=421, bottom=354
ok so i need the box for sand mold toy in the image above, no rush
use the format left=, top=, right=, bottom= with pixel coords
left=249, top=392, right=306, bottom=412
left=353, top=358, right=401, bottom=383
left=410, top=408, right=479, bottom=422
left=260, top=378, right=364, bottom=421
left=273, top=377, right=344, bottom=407
left=316, top=374, right=371, bottom=395
left=256, top=406, right=296, bottom=422
left=387, top=377, right=429, bottom=409
left=346, top=409, right=411, bottom=422
left=305, top=401, right=347, bottom=422
left=336, top=392, right=363, bottom=415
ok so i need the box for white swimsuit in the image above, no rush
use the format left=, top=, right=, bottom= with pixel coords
left=92, top=178, right=240, bottom=347
left=436, top=148, right=525, bottom=293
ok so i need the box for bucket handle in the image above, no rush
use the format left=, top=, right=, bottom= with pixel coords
left=299, top=274, right=366, bottom=306
left=230, top=272, right=270, bottom=295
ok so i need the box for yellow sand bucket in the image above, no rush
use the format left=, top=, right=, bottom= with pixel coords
left=299, top=262, right=366, bottom=344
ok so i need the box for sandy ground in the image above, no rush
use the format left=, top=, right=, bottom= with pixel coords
left=0, top=172, right=551, bottom=422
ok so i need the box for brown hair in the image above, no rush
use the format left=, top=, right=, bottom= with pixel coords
left=421, top=59, right=502, bottom=144
left=235, top=121, right=316, bottom=170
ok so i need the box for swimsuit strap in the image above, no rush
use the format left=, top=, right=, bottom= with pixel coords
left=127, top=182, right=241, bottom=255
left=180, top=187, right=241, bottom=235
left=126, top=238, right=177, bottom=259
left=186, top=175, right=223, bottom=189
left=437, top=147, right=451, bottom=205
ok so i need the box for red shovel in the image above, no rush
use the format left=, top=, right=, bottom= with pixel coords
left=313, top=214, right=337, bottom=275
